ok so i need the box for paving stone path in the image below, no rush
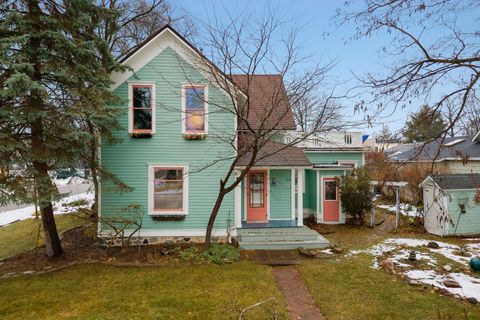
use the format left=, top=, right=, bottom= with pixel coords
left=272, top=267, right=324, bottom=320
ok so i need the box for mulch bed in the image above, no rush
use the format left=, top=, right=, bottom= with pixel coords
left=0, top=225, right=200, bottom=276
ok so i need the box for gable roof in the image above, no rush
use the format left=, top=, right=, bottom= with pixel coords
left=111, top=25, right=241, bottom=94
left=231, top=75, right=296, bottom=131
left=421, top=174, right=480, bottom=190
left=388, top=135, right=480, bottom=162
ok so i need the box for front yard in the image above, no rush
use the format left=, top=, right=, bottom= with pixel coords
left=1, top=205, right=480, bottom=319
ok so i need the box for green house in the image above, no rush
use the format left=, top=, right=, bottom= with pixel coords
left=99, top=26, right=365, bottom=249
left=421, top=174, right=480, bottom=236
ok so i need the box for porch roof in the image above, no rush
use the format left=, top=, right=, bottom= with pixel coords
left=237, top=140, right=311, bottom=167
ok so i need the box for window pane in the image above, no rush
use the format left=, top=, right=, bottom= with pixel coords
left=186, top=87, right=204, bottom=110
left=154, top=169, right=183, bottom=180
left=186, top=110, right=205, bottom=131
left=249, top=173, right=264, bottom=208
left=325, top=181, right=337, bottom=200
left=133, top=87, right=151, bottom=109
left=154, top=181, right=183, bottom=210
left=133, top=109, right=152, bottom=130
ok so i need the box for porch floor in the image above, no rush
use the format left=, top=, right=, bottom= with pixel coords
left=241, top=219, right=298, bottom=228
left=237, top=225, right=330, bottom=250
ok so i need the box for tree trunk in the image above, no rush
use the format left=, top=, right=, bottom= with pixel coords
left=87, top=121, right=99, bottom=217
left=204, top=187, right=227, bottom=249
left=28, top=0, right=62, bottom=258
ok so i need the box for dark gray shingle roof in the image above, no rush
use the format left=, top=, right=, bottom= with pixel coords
left=389, top=136, right=480, bottom=162
left=431, top=174, right=480, bottom=190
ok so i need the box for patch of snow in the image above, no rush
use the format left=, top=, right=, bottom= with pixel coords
left=319, top=249, right=333, bottom=255
left=406, top=270, right=480, bottom=300
left=53, top=177, right=91, bottom=186
left=0, top=192, right=93, bottom=227
left=377, top=203, right=422, bottom=217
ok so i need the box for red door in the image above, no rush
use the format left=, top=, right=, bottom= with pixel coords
left=323, top=177, right=340, bottom=221
left=247, top=171, right=267, bottom=222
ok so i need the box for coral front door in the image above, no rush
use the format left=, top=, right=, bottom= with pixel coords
left=323, top=177, right=340, bottom=221
left=247, top=171, right=267, bottom=222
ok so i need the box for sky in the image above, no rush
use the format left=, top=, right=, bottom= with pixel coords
left=168, top=0, right=466, bottom=137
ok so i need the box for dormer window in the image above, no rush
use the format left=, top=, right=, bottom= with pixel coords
left=183, top=85, right=208, bottom=135
left=128, top=82, right=156, bottom=134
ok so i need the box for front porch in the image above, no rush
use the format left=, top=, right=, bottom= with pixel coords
left=237, top=223, right=330, bottom=250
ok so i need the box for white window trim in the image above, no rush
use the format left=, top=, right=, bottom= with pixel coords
left=128, top=81, right=156, bottom=134
left=148, top=164, right=189, bottom=216
left=182, top=84, right=208, bottom=135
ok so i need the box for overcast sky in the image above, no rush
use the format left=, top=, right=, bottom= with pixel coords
left=170, top=0, right=464, bottom=137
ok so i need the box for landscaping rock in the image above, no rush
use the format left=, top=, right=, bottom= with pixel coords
left=443, top=265, right=452, bottom=272
left=298, top=247, right=316, bottom=258
left=427, top=241, right=440, bottom=249
left=408, top=251, right=417, bottom=261
left=331, top=247, right=344, bottom=254
left=438, top=288, right=452, bottom=296
left=164, top=240, right=175, bottom=250
left=161, top=249, right=170, bottom=256
left=467, top=297, right=478, bottom=304
left=443, top=279, right=461, bottom=288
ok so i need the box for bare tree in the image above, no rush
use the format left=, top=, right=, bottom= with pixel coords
left=173, top=11, right=362, bottom=248
left=337, top=0, right=480, bottom=142
left=460, top=93, right=480, bottom=136
left=97, top=0, right=195, bottom=60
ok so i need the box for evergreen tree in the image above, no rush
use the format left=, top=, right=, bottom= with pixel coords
left=0, top=0, right=122, bottom=257
left=403, top=105, right=446, bottom=142
left=377, top=124, right=393, bottom=142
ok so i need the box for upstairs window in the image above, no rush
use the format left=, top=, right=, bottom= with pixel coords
left=129, top=83, right=155, bottom=134
left=183, top=85, right=207, bottom=134
left=344, top=134, right=352, bottom=145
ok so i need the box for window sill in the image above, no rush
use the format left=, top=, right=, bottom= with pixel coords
left=183, top=133, right=207, bottom=140
left=148, top=211, right=188, bottom=217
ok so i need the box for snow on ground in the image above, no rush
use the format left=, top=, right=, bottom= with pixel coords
left=0, top=192, right=93, bottom=227
left=52, top=177, right=91, bottom=186
left=376, top=203, right=422, bottom=217
left=406, top=270, right=480, bottom=300
left=348, top=237, right=480, bottom=301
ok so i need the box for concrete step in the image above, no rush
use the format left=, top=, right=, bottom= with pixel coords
left=240, top=239, right=330, bottom=250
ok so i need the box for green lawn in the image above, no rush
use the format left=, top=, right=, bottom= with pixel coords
left=299, top=254, right=480, bottom=320
left=0, top=262, right=285, bottom=320
left=0, top=213, right=87, bottom=259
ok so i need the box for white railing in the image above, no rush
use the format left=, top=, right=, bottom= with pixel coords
left=284, top=131, right=364, bottom=149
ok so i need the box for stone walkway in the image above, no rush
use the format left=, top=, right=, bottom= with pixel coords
left=272, top=267, right=324, bottom=320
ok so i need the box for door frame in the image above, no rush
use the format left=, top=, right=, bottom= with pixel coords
left=244, top=169, right=270, bottom=222
left=322, top=176, right=341, bottom=223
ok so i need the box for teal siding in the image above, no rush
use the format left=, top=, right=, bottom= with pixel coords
left=304, top=170, right=317, bottom=211
left=306, top=152, right=364, bottom=166
left=100, top=47, right=235, bottom=231
left=446, top=190, right=480, bottom=235
left=270, top=169, right=292, bottom=219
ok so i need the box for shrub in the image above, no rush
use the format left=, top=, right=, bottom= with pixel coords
left=338, top=168, right=373, bottom=225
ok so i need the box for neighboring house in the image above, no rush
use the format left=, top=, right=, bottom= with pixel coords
left=420, top=174, right=480, bottom=236
left=99, top=25, right=364, bottom=249
left=388, top=134, right=480, bottom=174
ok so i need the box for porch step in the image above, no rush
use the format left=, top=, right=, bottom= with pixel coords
left=237, top=227, right=330, bottom=250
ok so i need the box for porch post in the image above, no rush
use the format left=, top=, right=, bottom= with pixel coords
left=234, top=170, right=242, bottom=229
left=298, top=168, right=304, bottom=226
left=291, top=168, right=296, bottom=220
left=316, top=170, right=320, bottom=222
